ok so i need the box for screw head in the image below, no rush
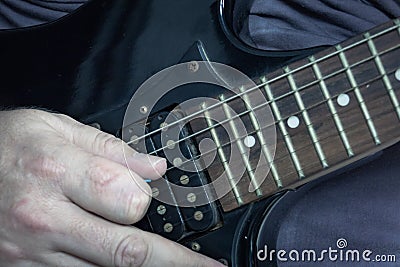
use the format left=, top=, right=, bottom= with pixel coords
left=191, top=242, right=201, bottom=251
left=173, top=158, right=183, bottom=167
left=166, top=140, right=175, bottom=150
left=188, top=61, right=199, bottom=72
left=130, top=135, right=139, bottom=145
left=139, top=106, right=148, bottom=114
left=180, top=175, right=189, bottom=185
left=157, top=205, right=166, bottom=215
left=164, top=223, right=173, bottom=233
left=187, top=193, right=196, bottom=203
left=151, top=187, right=159, bottom=198
left=194, top=211, right=203, bottom=221
left=160, top=122, right=168, bottom=131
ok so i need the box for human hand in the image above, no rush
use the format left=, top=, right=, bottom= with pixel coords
left=0, top=109, right=224, bottom=267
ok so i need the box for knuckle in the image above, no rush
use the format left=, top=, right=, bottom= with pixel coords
left=24, top=155, right=66, bottom=181
left=95, top=132, right=122, bottom=154
left=87, top=157, right=121, bottom=192
left=0, top=241, right=24, bottom=261
left=10, top=198, right=52, bottom=234
left=114, top=234, right=148, bottom=267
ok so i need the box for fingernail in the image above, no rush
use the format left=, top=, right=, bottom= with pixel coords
left=133, top=153, right=166, bottom=169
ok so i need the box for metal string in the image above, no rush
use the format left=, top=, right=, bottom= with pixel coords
left=126, top=22, right=399, bottom=146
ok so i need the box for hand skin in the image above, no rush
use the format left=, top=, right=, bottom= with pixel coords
left=0, top=109, right=224, bottom=267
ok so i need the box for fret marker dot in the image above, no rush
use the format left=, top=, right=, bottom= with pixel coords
left=395, top=68, right=400, bottom=81
left=287, top=116, right=300, bottom=129
left=243, top=135, right=256, bottom=148
left=337, top=93, right=350, bottom=107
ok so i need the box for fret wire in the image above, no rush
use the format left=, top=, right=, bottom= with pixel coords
left=143, top=41, right=400, bottom=158
left=218, top=94, right=263, bottom=196
left=146, top=105, right=385, bottom=229
left=239, top=86, right=283, bottom=188
left=258, top=22, right=399, bottom=101
left=159, top=70, right=397, bottom=176
left=126, top=22, right=400, bottom=146
left=284, top=66, right=329, bottom=168
left=151, top=102, right=388, bottom=221
left=201, top=102, right=244, bottom=206
left=141, top=22, right=400, bottom=212
left=261, top=77, right=305, bottom=179
left=336, top=44, right=381, bottom=145
left=309, top=55, right=354, bottom=157
left=364, top=33, right=400, bottom=120
left=288, top=44, right=399, bottom=104
left=149, top=72, right=399, bottom=215
left=148, top=102, right=374, bottom=229
left=149, top=70, right=398, bottom=165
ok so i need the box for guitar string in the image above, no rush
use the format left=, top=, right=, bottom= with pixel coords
left=141, top=43, right=399, bottom=159
left=146, top=69, right=397, bottom=182
left=136, top=23, right=398, bottom=236
left=125, top=22, right=399, bottom=146
left=138, top=42, right=399, bottom=219
left=144, top=87, right=399, bottom=233
left=142, top=71, right=398, bottom=220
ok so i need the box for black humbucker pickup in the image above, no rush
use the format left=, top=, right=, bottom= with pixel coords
left=126, top=110, right=221, bottom=241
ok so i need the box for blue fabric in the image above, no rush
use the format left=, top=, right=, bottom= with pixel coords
left=1, top=1, right=399, bottom=265
left=275, top=143, right=400, bottom=266
left=234, top=1, right=400, bottom=266
left=0, top=0, right=87, bottom=29
left=235, top=0, right=400, bottom=50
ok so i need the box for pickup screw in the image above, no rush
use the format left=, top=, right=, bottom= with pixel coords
left=180, top=175, right=189, bottom=185
left=139, top=106, right=148, bottom=114
left=151, top=187, right=159, bottom=197
left=194, top=211, right=203, bottom=221
left=187, top=193, right=197, bottom=203
left=160, top=122, right=168, bottom=131
left=157, top=205, right=166, bottom=215
left=188, top=61, right=199, bottom=72
left=166, top=140, right=175, bottom=149
left=130, top=135, right=139, bottom=145
left=173, top=158, right=183, bottom=167
left=163, top=223, right=173, bottom=233
left=191, top=242, right=201, bottom=251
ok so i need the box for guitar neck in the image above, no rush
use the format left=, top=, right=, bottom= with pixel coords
left=191, top=18, right=400, bottom=212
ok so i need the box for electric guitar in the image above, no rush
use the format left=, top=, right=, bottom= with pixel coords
left=1, top=1, right=399, bottom=266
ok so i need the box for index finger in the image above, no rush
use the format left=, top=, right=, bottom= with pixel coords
left=54, top=113, right=166, bottom=180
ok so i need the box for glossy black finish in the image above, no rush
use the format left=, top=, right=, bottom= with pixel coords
left=0, top=0, right=295, bottom=131
left=0, top=1, right=315, bottom=265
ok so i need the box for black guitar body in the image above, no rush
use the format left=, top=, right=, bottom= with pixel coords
left=0, top=1, right=368, bottom=266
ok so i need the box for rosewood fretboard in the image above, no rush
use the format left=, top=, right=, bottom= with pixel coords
left=190, top=18, right=400, bottom=212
